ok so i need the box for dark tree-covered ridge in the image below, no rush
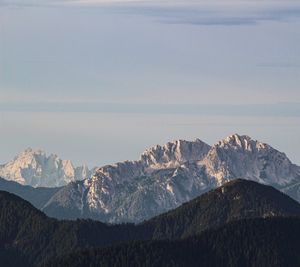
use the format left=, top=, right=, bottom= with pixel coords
left=47, top=217, right=300, bottom=267
left=1, top=179, right=300, bottom=266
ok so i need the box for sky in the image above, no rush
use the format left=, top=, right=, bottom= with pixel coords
left=0, top=0, right=300, bottom=167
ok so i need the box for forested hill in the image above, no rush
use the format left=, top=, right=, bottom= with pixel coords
left=1, top=179, right=300, bottom=266
left=144, top=179, right=300, bottom=239
left=0, top=191, right=143, bottom=266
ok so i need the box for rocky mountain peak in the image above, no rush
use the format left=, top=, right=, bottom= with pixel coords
left=140, top=138, right=211, bottom=169
left=216, top=134, right=268, bottom=152
left=92, top=138, right=211, bottom=184
left=201, top=134, right=298, bottom=186
left=15, top=147, right=46, bottom=162
left=22, top=147, right=45, bottom=154
left=0, top=148, right=94, bottom=188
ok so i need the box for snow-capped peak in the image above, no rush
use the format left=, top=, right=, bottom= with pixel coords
left=0, top=148, right=93, bottom=187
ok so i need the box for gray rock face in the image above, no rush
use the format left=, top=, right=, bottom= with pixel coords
left=0, top=148, right=93, bottom=187
left=42, top=134, right=300, bottom=223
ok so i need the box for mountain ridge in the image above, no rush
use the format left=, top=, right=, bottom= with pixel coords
left=144, top=178, right=300, bottom=239
left=44, top=134, right=300, bottom=223
left=1, top=134, right=300, bottom=223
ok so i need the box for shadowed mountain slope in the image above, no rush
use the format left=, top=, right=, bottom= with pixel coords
left=47, top=217, right=300, bottom=267
left=1, top=179, right=300, bottom=266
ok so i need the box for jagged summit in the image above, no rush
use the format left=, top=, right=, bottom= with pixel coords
left=22, top=147, right=45, bottom=154
left=92, top=138, right=211, bottom=183
left=13, top=147, right=48, bottom=163
left=0, top=148, right=93, bottom=188
left=216, top=134, right=269, bottom=152
left=202, top=134, right=296, bottom=186
left=140, top=138, right=211, bottom=169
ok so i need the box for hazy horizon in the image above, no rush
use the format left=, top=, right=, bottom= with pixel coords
left=1, top=0, right=300, bottom=166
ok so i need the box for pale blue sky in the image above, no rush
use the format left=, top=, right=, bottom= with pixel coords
left=0, top=0, right=300, bottom=166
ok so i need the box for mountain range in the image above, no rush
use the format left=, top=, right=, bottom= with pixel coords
left=1, top=134, right=300, bottom=223
left=1, top=179, right=300, bottom=267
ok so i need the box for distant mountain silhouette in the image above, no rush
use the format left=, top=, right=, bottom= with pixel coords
left=0, top=177, right=60, bottom=209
